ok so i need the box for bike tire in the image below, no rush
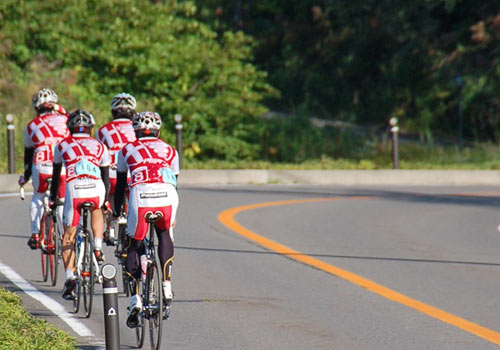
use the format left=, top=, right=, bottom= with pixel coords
left=119, top=223, right=130, bottom=296
left=40, top=210, right=50, bottom=282
left=73, top=281, right=81, bottom=314
left=82, top=232, right=94, bottom=319
left=48, top=213, right=58, bottom=287
left=54, top=216, right=64, bottom=285
left=147, top=262, right=163, bottom=350
left=73, top=231, right=81, bottom=314
left=135, top=280, right=145, bottom=348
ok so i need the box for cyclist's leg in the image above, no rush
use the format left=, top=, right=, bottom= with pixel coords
left=60, top=180, right=82, bottom=300
left=125, top=237, right=143, bottom=327
left=91, top=208, right=105, bottom=261
left=103, top=171, right=116, bottom=244
left=154, top=185, right=179, bottom=301
left=27, top=167, right=50, bottom=249
left=56, top=172, right=67, bottom=224
left=91, top=179, right=106, bottom=260
left=61, top=225, right=78, bottom=300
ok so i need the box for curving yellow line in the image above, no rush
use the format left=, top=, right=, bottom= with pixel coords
left=218, top=197, right=500, bottom=345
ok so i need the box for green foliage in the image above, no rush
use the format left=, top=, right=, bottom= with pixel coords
left=197, top=1, right=500, bottom=143
left=0, top=0, right=276, bottom=161
left=0, top=287, right=76, bottom=350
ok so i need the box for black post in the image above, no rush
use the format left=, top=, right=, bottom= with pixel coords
left=101, top=264, right=120, bottom=350
left=174, top=114, right=183, bottom=169
left=456, top=76, right=464, bottom=151
left=389, top=117, right=399, bottom=169
left=6, top=114, right=15, bottom=173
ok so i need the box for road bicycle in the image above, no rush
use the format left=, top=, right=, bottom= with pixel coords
left=37, top=178, right=63, bottom=286
left=134, top=210, right=167, bottom=350
left=73, top=201, right=102, bottom=318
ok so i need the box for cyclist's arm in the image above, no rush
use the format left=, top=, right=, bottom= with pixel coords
left=100, top=165, right=110, bottom=207
left=50, top=162, right=62, bottom=201
left=172, top=150, right=180, bottom=190
left=50, top=145, right=63, bottom=201
left=23, top=147, right=34, bottom=181
left=113, top=171, right=127, bottom=216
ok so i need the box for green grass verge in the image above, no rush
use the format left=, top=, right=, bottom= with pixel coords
left=0, top=287, right=76, bottom=350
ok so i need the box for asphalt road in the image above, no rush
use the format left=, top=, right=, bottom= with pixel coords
left=2, top=185, right=500, bottom=349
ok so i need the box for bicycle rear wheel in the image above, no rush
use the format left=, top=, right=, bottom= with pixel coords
left=82, top=233, right=95, bottom=318
left=48, top=214, right=59, bottom=286
left=135, top=281, right=145, bottom=348
left=146, top=262, right=163, bottom=350
left=73, top=233, right=81, bottom=314
left=117, top=223, right=130, bottom=296
left=40, top=210, right=50, bottom=282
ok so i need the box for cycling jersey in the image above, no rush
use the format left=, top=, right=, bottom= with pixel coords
left=54, top=134, right=111, bottom=182
left=54, top=134, right=111, bottom=227
left=117, top=137, right=179, bottom=188
left=24, top=111, right=69, bottom=193
left=97, top=119, right=135, bottom=194
left=25, top=111, right=69, bottom=164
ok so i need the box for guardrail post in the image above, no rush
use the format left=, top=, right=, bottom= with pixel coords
left=389, top=117, right=399, bottom=169
left=101, top=264, right=120, bottom=350
left=174, top=114, right=183, bottom=169
left=6, top=114, right=15, bottom=173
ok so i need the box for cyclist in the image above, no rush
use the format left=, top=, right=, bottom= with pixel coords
left=96, top=93, right=137, bottom=244
left=49, top=109, right=111, bottom=300
left=19, top=88, right=69, bottom=250
left=113, top=111, right=179, bottom=326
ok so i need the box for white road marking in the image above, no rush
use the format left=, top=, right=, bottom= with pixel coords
left=0, top=191, right=33, bottom=198
left=0, top=260, right=94, bottom=338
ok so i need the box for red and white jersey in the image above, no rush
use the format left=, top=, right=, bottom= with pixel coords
left=97, top=119, right=136, bottom=166
left=24, top=111, right=69, bottom=164
left=54, top=134, right=111, bottom=182
left=117, top=137, right=179, bottom=187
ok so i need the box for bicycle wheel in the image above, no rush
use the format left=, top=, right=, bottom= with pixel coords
left=82, top=232, right=95, bottom=318
left=40, top=210, right=50, bottom=282
left=73, top=233, right=81, bottom=314
left=135, top=281, right=145, bottom=348
left=118, top=224, right=130, bottom=296
left=48, top=214, right=58, bottom=286
left=73, top=281, right=81, bottom=313
left=54, top=217, right=64, bottom=285
left=146, top=262, right=163, bottom=350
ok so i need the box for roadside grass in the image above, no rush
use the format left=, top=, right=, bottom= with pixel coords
left=0, top=287, right=76, bottom=350
left=182, top=142, right=500, bottom=170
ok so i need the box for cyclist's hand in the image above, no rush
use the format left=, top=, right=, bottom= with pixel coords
left=18, top=175, right=27, bottom=186
left=171, top=218, right=177, bottom=229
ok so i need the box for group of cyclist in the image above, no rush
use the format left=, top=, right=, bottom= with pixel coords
left=19, top=88, right=179, bottom=326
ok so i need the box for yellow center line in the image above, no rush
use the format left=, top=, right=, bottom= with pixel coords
left=218, top=197, right=500, bottom=345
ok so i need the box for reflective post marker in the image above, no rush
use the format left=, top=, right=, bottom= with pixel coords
left=102, top=264, right=120, bottom=350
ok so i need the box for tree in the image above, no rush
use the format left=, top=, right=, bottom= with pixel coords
left=0, top=0, right=276, bottom=160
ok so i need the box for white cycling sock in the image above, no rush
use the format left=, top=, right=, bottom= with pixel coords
left=66, top=269, right=75, bottom=280
left=94, top=238, right=102, bottom=250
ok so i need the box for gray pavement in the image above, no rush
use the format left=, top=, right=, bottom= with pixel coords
left=2, top=169, right=500, bottom=193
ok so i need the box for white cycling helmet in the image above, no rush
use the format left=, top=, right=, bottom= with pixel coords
left=132, top=111, right=162, bottom=131
left=67, top=109, right=96, bottom=130
left=32, top=88, right=58, bottom=109
left=111, top=92, right=137, bottom=111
